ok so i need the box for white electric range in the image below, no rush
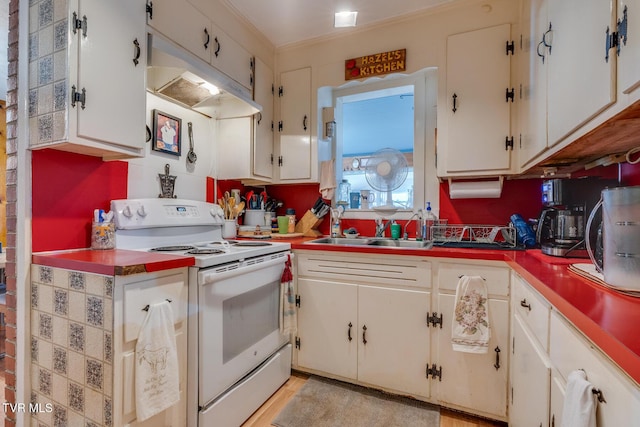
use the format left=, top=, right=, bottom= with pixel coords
left=111, top=198, right=292, bottom=427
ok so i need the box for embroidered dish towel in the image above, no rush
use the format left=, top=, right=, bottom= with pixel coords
left=280, top=254, right=297, bottom=336
left=135, top=301, right=180, bottom=421
left=561, top=370, right=597, bottom=427
left=319, top=159, right=337, bottom=199
left=451, top=275, right=490, bottom=353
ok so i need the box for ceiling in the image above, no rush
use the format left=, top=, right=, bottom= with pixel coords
left=223, top=0, right=455, bottom=47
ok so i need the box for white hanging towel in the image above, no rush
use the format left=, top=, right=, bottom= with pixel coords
left=319, top=159, right=337, bottom=199
left=279, top=254, right=297, bottom=336
left=451, top=275, right=490, bottom=353
left=135, top=301, right=180, bottom=422
left=561, top=370, right=597, bottom=427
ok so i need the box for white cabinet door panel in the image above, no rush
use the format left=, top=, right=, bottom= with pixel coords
left=278, top=67, right=311, bottom=180
left=210, top=23, right=253, bottom=91
left=618, top=0, right=640, bottom=94
left=253, top=58, right=274, bottom=179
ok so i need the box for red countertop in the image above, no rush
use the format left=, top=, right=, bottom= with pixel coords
left=32, top=249, right=195, bottom=276
left=292, top=238, right=640, bottom=386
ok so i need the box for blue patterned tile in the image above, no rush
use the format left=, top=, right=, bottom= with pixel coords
left=104, top=277, right=113, bottom=298
left=53, top=346, right=66, bottom=374
left=53, top=81, right=65, bottom=111
left=53, top=404, right=67, bottom=427
left=104, top=397, right=112, bottom=427
left=53, top=19, right=66, bottom=51
left=31, top=283, right=39, bottom=308
left=54, top=289, right=67, bottom=316
left=69, top=323, right=84, bottom=352
left=39, top=313, right=52, bottom=339
left=29, top=33, right=39, bottom=62
left=29, top=88, right=38, bottom=117
left=86, top=296, right=103, bottom=327
left=38, top=114, right=53, bottom=142
left=104, top=331, right=112, bottom=364
left=38, top=55, right=53, bottom=86
left=68, top=382, right=84, bottom=413
left=86, top=359, right=103, bottom=390
left=31, top=391, right=37, bottom=406
left=40, top=266, right=53, bottom=284
left=70, top=271, right=85, bottom=290
left=86, top=422, right=99, bottom=427
left=39, top=368, right=52, bottom=396
left=31, top=337, right=39, bottom=362
left=39, top=0, right=53, bottom=27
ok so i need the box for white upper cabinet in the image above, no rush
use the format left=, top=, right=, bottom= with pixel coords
left=209, top=23, right=254, bottom=92
left=441, top=24, right=513, bottom=176
left=146, top=0, right=211, bottom=63
left=617, top=0, right=640, bottom=94
left=253, top=58, right=274, bottom=179
left=546, top=0, right=616, bottom=145
left=277, top=67, right=312, bottom=181
left=29, top=0, right=146, bottom=159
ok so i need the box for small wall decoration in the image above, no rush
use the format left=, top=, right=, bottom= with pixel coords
left=345, top=49, right=406, bottom=81
left=152, top=110, right=182, bottom=156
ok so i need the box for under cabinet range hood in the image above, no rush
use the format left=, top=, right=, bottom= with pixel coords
left=147, top=33, right=261, bottom=118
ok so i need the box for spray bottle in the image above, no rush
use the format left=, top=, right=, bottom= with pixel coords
left=423, top=202, right=438, bottom=241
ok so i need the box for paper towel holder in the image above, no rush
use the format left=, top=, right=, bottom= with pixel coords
left=447, top=176, right=504, bottom=199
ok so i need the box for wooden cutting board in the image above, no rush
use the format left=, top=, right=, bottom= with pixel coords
left=271, top=232, right=304, bottom=239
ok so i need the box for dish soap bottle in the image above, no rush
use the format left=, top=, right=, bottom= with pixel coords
left=423, top=202, right=438, bottom=241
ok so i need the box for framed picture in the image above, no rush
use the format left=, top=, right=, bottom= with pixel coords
left=152, top=110, right=182, bottom=156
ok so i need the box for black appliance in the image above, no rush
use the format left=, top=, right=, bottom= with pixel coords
left=537, top=177, right=618, bottom=257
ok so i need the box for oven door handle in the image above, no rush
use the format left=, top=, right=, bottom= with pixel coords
left=198, top=252, right=290, bottom=284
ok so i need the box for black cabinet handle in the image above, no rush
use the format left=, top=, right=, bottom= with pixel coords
left=362, top=325, right=367, bottom=345
left=303, top=115, right=308, bottom=131
left=133, top=38, right=141, bottom=66
left=494, top=346, right=501, bottom=370
left=214, top=37, right=221, bottom=57
left=543, top=22, right=553, bottom=53
left=537, top=40, right=546, bottom=63
left=520, top=299, right=531, bottom=311
left=348, top=322, right=352, bottom=342
left=452, top=93, right=458, bottom=113
left=204, top=28, right=210, bottom=50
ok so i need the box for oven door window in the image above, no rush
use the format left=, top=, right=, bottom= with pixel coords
left=222, top=279, right=279, bottom=363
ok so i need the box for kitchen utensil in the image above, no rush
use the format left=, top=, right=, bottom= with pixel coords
left=158, top=164, right=177, bottom=198
left=586, top=186, right=640, bottom=294
left=187, top=122, right=198, bottom=164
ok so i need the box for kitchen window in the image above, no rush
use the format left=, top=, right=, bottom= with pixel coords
left=330, top=68, right=439, bottom=218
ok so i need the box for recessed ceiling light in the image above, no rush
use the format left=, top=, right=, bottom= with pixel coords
left=334, top=11, right=358, bottom=28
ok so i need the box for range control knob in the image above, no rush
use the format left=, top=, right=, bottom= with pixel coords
left=122, top=205, right=133, bottom=218
left=137, top=205, right=147, bottom=217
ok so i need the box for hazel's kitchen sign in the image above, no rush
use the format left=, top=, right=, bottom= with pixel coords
left=345, top=49, right=406, bottom=80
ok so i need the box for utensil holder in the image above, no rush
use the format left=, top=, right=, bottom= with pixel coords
left=91, top=222, right=115, bottom=250
left=294, top=210, right=324, bottom=237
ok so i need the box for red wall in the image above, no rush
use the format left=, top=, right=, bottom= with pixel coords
left=32, top=149, right=128, bottom=252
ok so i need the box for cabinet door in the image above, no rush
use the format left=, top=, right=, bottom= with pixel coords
left=518, top=0, right=550, bottom=168
left=436, top=295, right=509, bottom=418
left=618, top=0, right=640, bottom=94
left=217, top=117, right=253, bottom=179
left=550, top=373, right=565, bottom=427
left=278, top=67, right=312, bottom=180
left=147, top=0, right=211, bottom=63
left=357, top=285, right=431, bottom=399
left=546, top=0, right=616, bottom=145
left=210, top=23, right=254, bottom=91
left=296, top=278, right=358, bottom=380
left=253, top=58, right=274, bottom=179
left=510, top=315, right=551, bottom=427
left=75, top=0, right=146, bottom=150
left=445, top=24, right=512, bottom=173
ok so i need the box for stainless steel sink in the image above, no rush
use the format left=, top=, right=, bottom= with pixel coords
left=306, top=237, right=432, bottom=249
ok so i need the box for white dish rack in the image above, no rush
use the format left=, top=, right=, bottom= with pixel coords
left=431, top=224, right=517, bottom=248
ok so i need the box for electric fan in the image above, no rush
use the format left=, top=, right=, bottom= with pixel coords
left=364, top=148, right=409, bottom=216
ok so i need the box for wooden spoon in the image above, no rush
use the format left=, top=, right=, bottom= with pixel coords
left=234, top=201, right=245, bottom=219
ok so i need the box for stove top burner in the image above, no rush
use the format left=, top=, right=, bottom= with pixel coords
left=209, top=240, right=238, bottom=245
left=233, top=241, right=272, bottom=247
left=150, top=245, right=196, bottom=252
left=186, top=248, right=226, bottom=255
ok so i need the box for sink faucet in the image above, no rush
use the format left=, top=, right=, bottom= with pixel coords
left=375, top=218, right=391, bottom=237
left=403, top=211, right=422, bottom=240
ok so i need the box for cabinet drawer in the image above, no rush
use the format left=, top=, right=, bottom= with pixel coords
left=297, top=253, right=431, bottom=288
left=438, top=261, right=509, bottom=297
left=549, top=311, right=640, bottom=427
left=512, top=273, right=550, bottom=352
left=122, top=271, right=188, bottom=343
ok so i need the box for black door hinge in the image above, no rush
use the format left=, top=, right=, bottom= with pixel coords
left=427, top=363, right=442, bottom=381
left=271, top=121, right=274, bottom=132
left=278, top=86, right=284, bottom=97
left=146, top=1, right=153, bottom=20
left=271, top=84, right=275, bottom=95
left=71, top=85, right=86, bottom=110
left=606, top=5, right=628, bottom=62
left=72, top=12, right=87, bottom=37
left=278, top=121, right=283, bottom=132
left=505, top=136, right=514, bottom=150
left=270, top=153, right=274, bottom=165
left=278, top=156, right=283, bottom=167
left=506, top=40, right=515, bottom=55
left=427, top=312, right=443, bottom=328
left=295, top=337, right=301, bottom=349
left=295, top=294, right=301, bottom=307
left=506, top=88, right=515, bottom=103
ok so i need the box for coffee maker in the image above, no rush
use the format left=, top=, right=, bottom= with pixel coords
left=537, top=177, right=618, bottom=257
